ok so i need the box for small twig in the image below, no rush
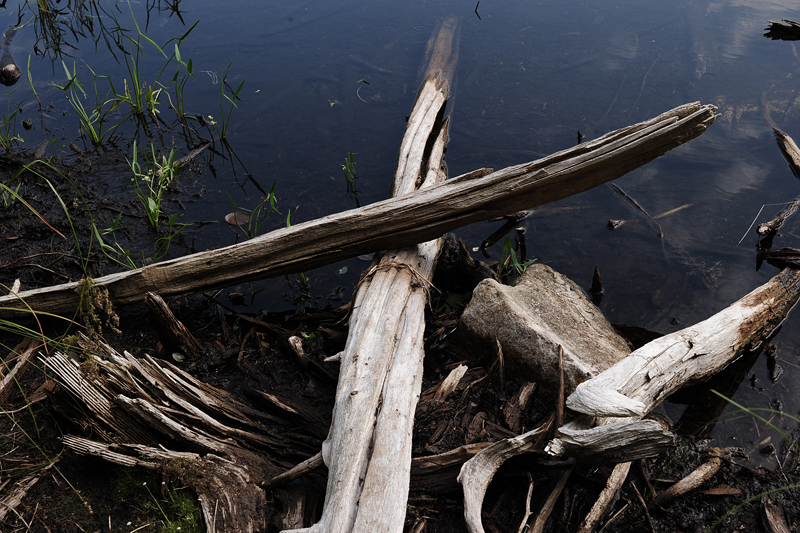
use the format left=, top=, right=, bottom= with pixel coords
left=556, top=345, right=565, bottom=429
left=530, top=466, right=574, bottom=533
left=652, top=457, right=722, bottom=507
left=578, top=462, right=632, bottom=533
left=262, top=452, right=324, bottom=490
left=631, top=482, right=655, bottom=533
left=517, top=472, right=535, bottom=533
left=631, top=53, right=661, bottom=112
left=611, top=184, right=662, bottom=238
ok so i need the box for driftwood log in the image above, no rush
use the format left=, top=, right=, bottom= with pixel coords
left=0, top=102, right=718, bottom=320
left=284, top=18, right=458, bottom=533
left=547, top=267, right=800, bottom=462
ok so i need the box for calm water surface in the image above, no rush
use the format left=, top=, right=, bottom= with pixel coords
left=7, top=0, right=800, bottom=463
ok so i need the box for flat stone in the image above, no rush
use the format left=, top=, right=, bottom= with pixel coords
left=456, top=263, right=630, bottom=395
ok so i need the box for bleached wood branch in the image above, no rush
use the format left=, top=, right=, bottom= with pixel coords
left=566, top=268, right=800, bottom=420
left=548, top=267, right=800, bottom=462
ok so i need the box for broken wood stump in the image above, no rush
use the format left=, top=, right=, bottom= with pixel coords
left=39, top=336, right=324, bottom=533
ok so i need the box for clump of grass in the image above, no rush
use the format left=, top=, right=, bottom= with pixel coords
left=49, top=3, right=200, bottom=146
left=113, top=469, right=203, bottom=533
left=497, top=236, right=536, bottom=281
left=343, top=150, right=360, bottom=205
left=94, top=210, right=188, bottom=270
left=227, top=181, right=279, bottom=240
left=0, top=88, right=24, bottom=151
left=166, top=42, right=196, bottom=125
left=1, top=181, right=22, bottom=208
left=52, top=61, right=128, bottom=146
left=141, top=479, right=204, bottom=533
left=219, top=62, right=245, bottom=140
left=128, top=139, right=182, bottom=230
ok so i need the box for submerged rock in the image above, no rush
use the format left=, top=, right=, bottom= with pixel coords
left=0, top=25, right=20, bottom=87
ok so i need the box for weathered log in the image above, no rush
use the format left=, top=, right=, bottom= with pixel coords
left=548, top=267, right=800, bottom=462
left=286, top=18, right=458, bottom=533
left=546, top=419, right=676, bottom=464
left=0, top=102, right=718, bottom=320
left=566, top=267, right=800, bottom=419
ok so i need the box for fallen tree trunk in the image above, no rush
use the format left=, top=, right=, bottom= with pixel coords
left=285, top=18, right=457, bottom=533
left=0, top=102, right=718, bottom=320
left=547, top=266, right=800, bottom=461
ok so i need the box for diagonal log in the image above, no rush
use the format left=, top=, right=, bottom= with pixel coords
left=547, top=266, right=800, bottom=462
left=285, top=18, right=457, bottom=533
left=0, top=102, right=717, bottom=320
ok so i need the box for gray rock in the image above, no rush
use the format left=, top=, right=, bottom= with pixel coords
left=456, top=263, right=630, bottom=395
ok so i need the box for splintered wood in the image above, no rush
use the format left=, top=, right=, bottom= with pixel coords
left=39, top=337, right=321, bottom=533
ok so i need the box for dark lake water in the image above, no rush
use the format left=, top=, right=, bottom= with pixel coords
left=6, top=0, right=800, bottom=465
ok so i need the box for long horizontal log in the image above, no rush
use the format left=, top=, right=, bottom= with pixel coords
left=0, top=102, right=718, bottom=320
